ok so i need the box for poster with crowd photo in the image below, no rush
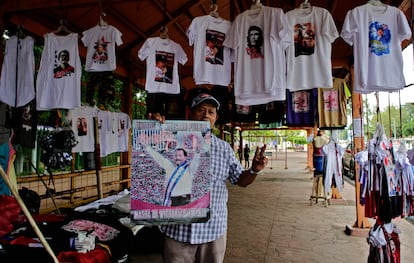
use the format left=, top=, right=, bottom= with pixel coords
left=131, top=120, right=212, bottom=225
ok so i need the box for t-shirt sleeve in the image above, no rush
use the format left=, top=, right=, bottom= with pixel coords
left=323, top=9, right=339, bottom=43
left=81, top=29, right=91, bottom=47
left=186, top=18, right=198, bottom=46
left=138, top=39, right=151, bottom=61
left=176, top=44, right=188, bottom=65
left=222, top=17, right=239, bottom=49
left=340, top=9, right=355, bottom=46
left=114, top=27, right=123, bottom=46
left=397, top=9, right=412, bottom=42
left=275, top=9, right=293, bottom=50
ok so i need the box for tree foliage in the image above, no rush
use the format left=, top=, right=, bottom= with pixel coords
left=366, top=102, right=414, bottom=139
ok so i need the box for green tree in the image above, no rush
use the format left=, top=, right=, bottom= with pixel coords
left=368, top=103, right=414, bottom=139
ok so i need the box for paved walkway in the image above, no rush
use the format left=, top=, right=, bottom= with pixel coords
left=131, top=151, right=414, bottom=262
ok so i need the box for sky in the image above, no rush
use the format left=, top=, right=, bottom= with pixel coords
left=365, top=44, right=414, bottom=109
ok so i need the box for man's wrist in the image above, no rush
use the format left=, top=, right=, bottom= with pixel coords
left=249, top=168, right=263, bottom=175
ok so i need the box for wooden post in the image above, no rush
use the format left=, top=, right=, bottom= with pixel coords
left=306, top=128, right=313, bottom=171
left=351, top=92, right=371, bottom=229
left=93, top=117, right=103, bottom=199
left=347, top=67, right=371, bottom=232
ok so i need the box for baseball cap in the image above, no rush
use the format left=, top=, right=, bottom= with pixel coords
left=191, top=93, right=220, bottom=110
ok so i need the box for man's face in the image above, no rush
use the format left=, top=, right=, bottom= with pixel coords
left=157, top=61, right=166, bottom=69
left=378, top=28, right=384, bottom=37
left=191, top=102, right=218, bottom=128
left=175, top=150, right=186, bottom=165
left=249, top=30, right=260, bottom=45
left=97, top=44, right=104, bottom=52
left=59, top=52, right=69, bottom=63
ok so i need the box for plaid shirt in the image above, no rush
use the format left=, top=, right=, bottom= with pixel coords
left=160, top=135, right=244, bottom=244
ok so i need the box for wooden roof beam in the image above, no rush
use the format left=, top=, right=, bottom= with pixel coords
left=152, top=0, right=188, bottom=38
left=122, top=0, right=201, bottom=52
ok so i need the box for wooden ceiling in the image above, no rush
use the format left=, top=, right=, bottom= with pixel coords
left=0, top=0, right=412, bottom=90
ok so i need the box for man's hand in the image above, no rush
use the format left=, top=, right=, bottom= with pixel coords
left=251, top=144, right=268, bottom=173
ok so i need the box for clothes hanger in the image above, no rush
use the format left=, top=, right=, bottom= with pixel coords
left=98, top=12, right=108, bottom=27
left=299, top=0, right=311, bottom=9
left=209, top=3, right=220, bottom=18
left=16, top=24, right=26, bottom=39
left=367, top=0, right=385, bottom=6
left=97, top=0, right=108, bottom=27
left=159, top=26, right=169, bottom=39
left=250, top=0, right=263, bottom=10
left=53, top=19, right=72, bottom=35
left=159, top=0, right=169, bottom=39
left=248, top=0, right=263, bottom=16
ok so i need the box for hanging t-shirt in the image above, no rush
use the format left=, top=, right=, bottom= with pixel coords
left=138, top=37, right=188, bottom=94
left=257, top=101, right=285, bottom=127
left=66, top=106, right=99, bottom=153
left=286, top=88, right=317, bottom=127
left=98, top=110, right=116, bottom=156
left=232, top=104, right=257, bottom=124
left=0, top=35, right=35, bottom=107
left=341, top=4, right=411, bottom=94
left=97, top=110, right=109, bottom=156
left=12, top=100, right=37, bottom=149
left=286, top=6, right=338, bottom=91
left=317, top=78, right=350, bottom=129
left=223, top=6, right=292, bottom=105
left=322, top=141, right=344, bottom=194
left=187, top=15, right=232, bottom=86
left=82, top=25, right=123, bottom=72
left=117, top=112, right=131, bottom=153
left=36, top=33, right=81, bottom=110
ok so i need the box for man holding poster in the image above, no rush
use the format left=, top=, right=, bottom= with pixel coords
left=148, top=92, right=268, bottom=263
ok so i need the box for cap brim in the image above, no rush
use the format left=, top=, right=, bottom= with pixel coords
left=191, top=96, right=220, bottom=110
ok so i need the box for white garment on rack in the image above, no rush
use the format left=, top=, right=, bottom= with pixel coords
left=187, top=15, right=233, bottom=86
left=66, top=106, right=99, bottom=153
left=0, top=36, right=35, bottom=107
left=138, top=37, right=188, bottom=94
left=341, top=4, right=411, bottom=94
left=286, top=6, right=338, bottom=91
left=322, top=141, right=344, bottom=194
left=223, top=6, right=292, bottom=105
left=36, top=33, right=81, bottom=110
left=82, top=25, right=123, bottom=72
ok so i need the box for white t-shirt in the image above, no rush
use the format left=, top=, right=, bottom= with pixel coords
left=99, top=110, right=118, bottom=156
left=286, top=6, right=338, bottom=91
left=36, top=33, right=81, bottom=110
left=341, top=4, right=411, bottom=94
left=97, top=110, right=111, bottom=157
left=117, top=112, right=131, bottom=153
left=138, top=37, right=188, bottom=94
left=223, top=6, right=292, bottom=105
left=66, top=106, right=99, bottom=153
left=187, top=15, right=232, bottom=86
left=82, top=25, right=123, bottom=72
left=0, top=36, right=35, bottom=107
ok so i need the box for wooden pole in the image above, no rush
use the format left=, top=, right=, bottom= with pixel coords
left=306, top=128, right=313, bottom=171
left=0, top=166, right=59, bottom=263
left=93, top=117, right=103, bottom=199
left=350, top=71, right=371, bottom=229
